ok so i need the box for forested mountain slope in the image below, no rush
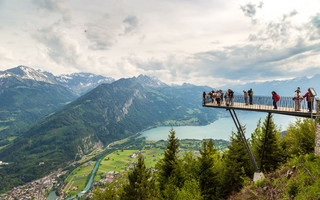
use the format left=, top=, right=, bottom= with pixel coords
left=0, top=76, right=217, bottom=192
left=0, top=67, right=77, bottom=147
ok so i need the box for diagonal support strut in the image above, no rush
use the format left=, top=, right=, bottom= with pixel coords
left=260, top=112, right=271, bottom=171
left=228, top=109, right=260, bottom=172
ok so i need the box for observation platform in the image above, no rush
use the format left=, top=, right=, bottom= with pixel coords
left=203, top=95, right=317, bottom=118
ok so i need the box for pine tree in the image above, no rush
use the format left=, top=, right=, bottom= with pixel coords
left=177, top=179, right=203, bottom=200
left=182, top=149, right=199, bottom=180
left=156, top=128, right=184, bottom=194
left=120, top=154, right=155, bottom=200
left=283, top=118, right=315, bottom=157
left=251, top=114, right=283, bottom=172
left=221, top=129, right=254, bottom=198
left=198, top=139, right=218, bottom=200
left=92, top=173, right=127, bottom=200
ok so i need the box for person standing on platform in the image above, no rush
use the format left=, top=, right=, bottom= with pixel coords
left=228, top=89, right=234, bottom=106
left=209, top=90, right=214, bottom=103
left=248, top=88, right=254, bottom=105
left=220, top=90, right=224, bottom=104
left=243, top=90, right=248, bottom=105
left=216, top=90, right=221, bottom=106
left=293, top=87, right=303, bottom=111
left=212, top=90, right=217, bottom=104
left=303, top=90, right=315, bottom=112
left=203, top=91, right=207, bottom=105
left=272, top=91, right=280, bottom=109
left=225, top=89, right=229, bottom=106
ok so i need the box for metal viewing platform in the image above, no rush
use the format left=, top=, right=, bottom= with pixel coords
left=203, top=94, right=317, bottom=118
left=203, top=93, right=319, bottom=180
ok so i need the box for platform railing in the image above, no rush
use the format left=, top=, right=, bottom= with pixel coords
left=203, top=94, right=316, bottom=113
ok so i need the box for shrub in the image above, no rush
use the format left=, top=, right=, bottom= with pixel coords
left=287, top=180, right=299, bottom=199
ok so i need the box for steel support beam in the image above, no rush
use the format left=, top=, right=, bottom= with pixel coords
left=228, top=109, right=259, bottom=172
left=260, top=112, right=271, bottom=171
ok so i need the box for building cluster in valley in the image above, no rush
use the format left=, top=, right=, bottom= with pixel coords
left=1, top=151, right=160, bottom=199
left=0, top=161, right=9, bottom=166
left=0, top=170, right=66, bottom=200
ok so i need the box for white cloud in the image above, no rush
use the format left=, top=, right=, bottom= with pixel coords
left=32, top=0, right=72, bottom=22
left=1, top=0, right=320, bottom=87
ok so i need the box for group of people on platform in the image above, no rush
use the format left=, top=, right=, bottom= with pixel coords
left=202, top=88, right=254, bottom=107
left=203, top=87, right=316, bottom=112
left=293, top=87, right=315, bottom=112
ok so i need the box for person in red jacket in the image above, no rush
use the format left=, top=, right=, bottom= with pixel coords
left=272, top=91, right=280, bottom=109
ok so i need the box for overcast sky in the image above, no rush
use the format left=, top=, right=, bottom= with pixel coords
left=1, top=0, right=320, bottom=87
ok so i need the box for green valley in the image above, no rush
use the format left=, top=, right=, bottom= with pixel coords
left=59, top=137, right=230, bottom=198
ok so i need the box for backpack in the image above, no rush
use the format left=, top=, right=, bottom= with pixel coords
left=275, top=94, right=280, bottom=102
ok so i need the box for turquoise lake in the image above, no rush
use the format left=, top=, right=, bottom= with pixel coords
left=140, top=111, right=301, bottom=141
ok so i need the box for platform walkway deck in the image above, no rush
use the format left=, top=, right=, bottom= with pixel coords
left=203, top=95, right=317, bottom=118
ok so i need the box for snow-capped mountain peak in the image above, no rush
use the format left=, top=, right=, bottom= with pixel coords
left=0, top=71, right=12, bottom=79
left=136, top=74, right=167, bottom=88
left=6, top=66, right=55, bottom=84
left=1, top=65, right=115, bottom=95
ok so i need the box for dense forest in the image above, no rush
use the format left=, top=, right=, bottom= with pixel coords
left=92, top=116, right=320, bottom=200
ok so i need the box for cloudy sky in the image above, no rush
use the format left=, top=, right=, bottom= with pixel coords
left=1, top=0, right=320, bottom=87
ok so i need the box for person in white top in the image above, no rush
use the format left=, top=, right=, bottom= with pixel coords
left=293, top=87, right=303, bottom=111
left=216, top=91, right=221, bottom=105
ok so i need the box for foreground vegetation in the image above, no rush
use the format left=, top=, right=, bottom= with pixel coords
left=92, top=116, right=319, bottom=200
left=230, top=153, right=320, bottom=199
left=61, top=139, right=230, bottom=196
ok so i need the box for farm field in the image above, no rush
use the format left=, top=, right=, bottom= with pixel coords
left=94, top=148, right=163, bottom=181
left=63, top=161, right=97, bottom=197
left=61, top=138, right=230, bottom=196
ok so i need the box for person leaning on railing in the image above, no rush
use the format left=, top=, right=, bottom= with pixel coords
left=228, top=89, right=234, bottom=106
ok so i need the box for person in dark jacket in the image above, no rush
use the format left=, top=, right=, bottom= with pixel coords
left=272, top=91, right=280, bottom=109
left=303, top=91, right=314, bottom=112
left=228, top=89, right=234, bottom=106
left=203, top=91, right=207, bottom=105
left=248, top=88, right=253, bottom=105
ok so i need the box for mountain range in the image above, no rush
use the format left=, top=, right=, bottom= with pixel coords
left=0, top=67, right=216, bottom=192
left=0, top=66, right=115, bottom=146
